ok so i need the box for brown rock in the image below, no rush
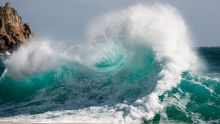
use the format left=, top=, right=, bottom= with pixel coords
left=0, top=2, right=33, bottom=53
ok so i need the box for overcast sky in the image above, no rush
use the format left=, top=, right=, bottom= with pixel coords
left=1, top=0, right=220, bottom=46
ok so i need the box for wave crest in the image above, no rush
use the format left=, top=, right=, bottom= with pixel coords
left=1, top=3, right=201, bottom=123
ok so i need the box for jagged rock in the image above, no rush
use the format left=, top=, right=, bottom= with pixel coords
left=0, top=2, right=33, bottom=53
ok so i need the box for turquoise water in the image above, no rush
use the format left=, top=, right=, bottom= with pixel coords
left=0, top=46, right=220, bottom=123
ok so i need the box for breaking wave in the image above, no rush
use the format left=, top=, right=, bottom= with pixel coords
left=0, top=3, right=215, bottom=124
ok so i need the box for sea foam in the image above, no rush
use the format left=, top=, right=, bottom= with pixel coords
left=2, top=3, right=201, bottom=123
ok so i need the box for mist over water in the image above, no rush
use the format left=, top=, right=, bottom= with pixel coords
left=0, top=3, right=219, bottom=124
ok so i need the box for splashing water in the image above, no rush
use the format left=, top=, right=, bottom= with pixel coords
left=0, top=3, right=219, bottom=124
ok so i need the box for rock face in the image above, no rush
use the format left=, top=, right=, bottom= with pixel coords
left=0, top=2, right=33, bottom=53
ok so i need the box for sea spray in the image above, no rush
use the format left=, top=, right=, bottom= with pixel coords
left=87, top=4, right=200, bottom=121
left=0, top=3, right=215, bottom=124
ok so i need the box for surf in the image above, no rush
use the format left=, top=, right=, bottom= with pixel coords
left=0, top=3, right=217, bottom=124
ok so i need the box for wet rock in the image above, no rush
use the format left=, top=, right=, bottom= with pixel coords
left=0, top=2, right=33, bottom=53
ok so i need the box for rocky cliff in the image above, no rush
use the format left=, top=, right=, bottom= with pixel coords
left=0, top=2, right=33, bottom=53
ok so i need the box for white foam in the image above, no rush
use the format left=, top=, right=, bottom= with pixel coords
left=4, top=39, right=84, bottom=79
left=87, top=3, right=201, bottom=121
left=2, top=3, right=201, bottom=123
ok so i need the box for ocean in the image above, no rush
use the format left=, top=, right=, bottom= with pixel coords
left=0, top=4, right=219, bottom=124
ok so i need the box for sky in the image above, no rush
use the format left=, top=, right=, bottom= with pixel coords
left=1, top=0, right=220, bottom=46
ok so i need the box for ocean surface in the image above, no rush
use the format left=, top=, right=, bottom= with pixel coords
left=0, top=4, right=220, bottom=124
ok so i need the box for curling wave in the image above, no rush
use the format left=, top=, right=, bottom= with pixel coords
left=0, top=3, right=211, bottom=124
